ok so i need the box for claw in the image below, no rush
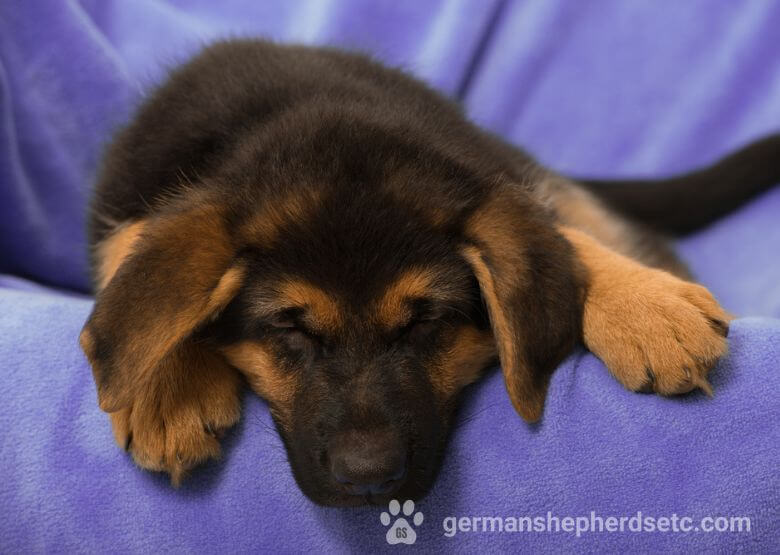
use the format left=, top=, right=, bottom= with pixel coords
left=205, top=423, right=216, bottom=437
left=708, top=318, right=729, bottom=338
left=124, top=433, right=133, bottom=452
left=638, top=367, right=655, bottom=393
left=170, top=467, right=184, bottom=488
left=684, top=366, right=714, bottom=397
left=693, top=376, right=714, bottom=398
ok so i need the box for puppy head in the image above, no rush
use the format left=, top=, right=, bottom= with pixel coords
left=81, top=173, right=584, bottom=506
left=214, top=259, right=490, bottom=506
left=209, top=178, right=583, bottom=505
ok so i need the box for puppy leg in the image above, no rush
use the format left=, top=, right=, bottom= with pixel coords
left=559, top=226, right=730, bottom=395
left=109, top=342, right=242, bottom=485
left=536, top=176, right=691, bottom=278
left=84, top=209, right=245, bottom=484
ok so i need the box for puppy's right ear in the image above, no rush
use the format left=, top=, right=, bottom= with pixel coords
left=460, top=184, right=586, bottom=422
left=79, top=193, right=245, bottom=412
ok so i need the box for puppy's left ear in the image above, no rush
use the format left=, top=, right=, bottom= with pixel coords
left=461, top=185, right=585, bottom=422
left=79, top=192, right=245, bottom=412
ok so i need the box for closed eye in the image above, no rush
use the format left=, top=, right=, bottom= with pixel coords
left=266, top=308, right=312, bottom=334
left=399, top=318, right=439, bottom=340
left=389, top=298, right=478, bottom=344
left=390, top=299, right=445, bottom=343
left=265, top=309, right=329, bottom=358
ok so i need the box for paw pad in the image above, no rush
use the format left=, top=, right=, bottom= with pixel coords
left=380, top=499, right=424, bottom=545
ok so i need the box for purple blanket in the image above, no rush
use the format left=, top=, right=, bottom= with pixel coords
left=1, top=1, right=778, bottom=552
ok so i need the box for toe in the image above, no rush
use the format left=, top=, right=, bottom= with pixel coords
left=636, top=367, right=656, bottom=393
left=707, top=317, right=729, bottom=338
left=110, top=408, right=132, bottom=451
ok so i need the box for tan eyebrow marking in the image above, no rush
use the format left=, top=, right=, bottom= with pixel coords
left=374, top=266, right=471, bottom=329
left=249, top=279, right=343, bottom=333
left=374, top=268, right=436, bottom=329
left=279, top=280, right=342, bottom=331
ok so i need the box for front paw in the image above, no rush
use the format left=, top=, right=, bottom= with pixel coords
left=108, top=346, right=242, bottom=485
left=585, top=267, right=730, bottom=396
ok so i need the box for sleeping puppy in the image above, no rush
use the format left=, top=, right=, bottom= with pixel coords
left=79, top=40, right=779, bottom=506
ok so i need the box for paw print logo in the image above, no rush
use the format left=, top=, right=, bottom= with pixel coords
left=380, top=499, right=424, bottom=545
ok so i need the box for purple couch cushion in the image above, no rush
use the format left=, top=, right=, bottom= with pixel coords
left=0, top=284, right=777, bottom=551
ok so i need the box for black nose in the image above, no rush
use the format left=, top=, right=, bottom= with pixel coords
left=329, top=428, right=407, bottom=496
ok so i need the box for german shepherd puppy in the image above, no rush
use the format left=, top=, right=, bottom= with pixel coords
left=79, top=40, right=779, bottom=506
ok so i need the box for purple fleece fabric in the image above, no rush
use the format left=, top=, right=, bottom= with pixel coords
left=1, top=1, right=779, bottom=552
left=1, top=286, right=778, bottom=552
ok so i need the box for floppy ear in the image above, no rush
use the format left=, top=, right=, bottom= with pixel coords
left=461, top=185, right=585, bottom=422
left=79, top=193, right=245, bottom=412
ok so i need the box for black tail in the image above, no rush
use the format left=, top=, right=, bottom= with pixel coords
left=577, top=134, right=780, bottom=235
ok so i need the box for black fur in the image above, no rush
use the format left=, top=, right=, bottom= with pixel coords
left=578, top=134, right=780, bottom=234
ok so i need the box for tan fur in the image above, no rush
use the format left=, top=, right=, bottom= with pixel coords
left=85, top=176, right=730, bottom=488
left=375, top=268, right=435, bottom=328
left=82, top=197, right=244, bottom=413
left=432, top=326, right=497, bottom=397
left=95, top=221, right=147, bottom=289
left=243, top=189, right=322, bottom=246
left=81, top=197, right=250, bottom=484
left=536, top=176, right=690, bottom=277
left=560, top=226, right=729, bottom=395
left=278, top=280, right=342, bottom=332
left=86, top=262, right=245, bottom=413
left=460, top=187, right=560, bottom=422
left=109, top=342, right=242, bottom=486
left=78, top=327, right=96, bottom=365
left=206, top=266, right=245, bottom=314
left=538, top=178, right=633, bottom=250
left=222, top=341, right=297, bottom=426
left=466, top=193, right=530, bottom=284
left=460, top=245, right=542, bottom=421
left=374, top=266, right=475, bottom=330
left=245, top=278, right=343, bottom=334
